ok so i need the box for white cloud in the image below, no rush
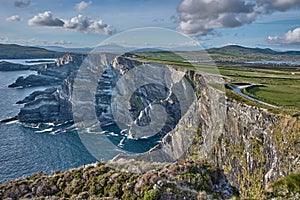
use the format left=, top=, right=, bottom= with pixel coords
left=75, top=1, right=92, bottom=12
left=177, top=0, right=256, bottom=36
left=63, top=15, right=113, bottom=35
left=268, top=27, right=300, bottom=45
left=177, top=0, right=300, bottom=37
left=6, top=15, right=21, bottom=22
left=28, top=11, right=113, bottom=35
left=28, top=11, right=64, bottom=26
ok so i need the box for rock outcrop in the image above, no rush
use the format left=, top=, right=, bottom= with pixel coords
left=8, top=54, right=85, bottom=88
left=16, top=54, right=85, bottom=123
left=8, top=74, right=61, bottom=88
left=17, top=79, right=73, bottom=123
left=13, top=53, right=300, bottom=199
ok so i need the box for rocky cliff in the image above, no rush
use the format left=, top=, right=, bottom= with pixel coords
left=8, top=54, right=85, bottom=88
left=109, top=56, right=300, bottom=198
left=7, top=53, right=300, bottom=199
left=16, top=54, right=84, bottom=123
left=206, top=101, right=299, bottom=198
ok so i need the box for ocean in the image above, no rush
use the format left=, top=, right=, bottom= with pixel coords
left=0, top=59, right=168, bottom=183
left=0, top=69, right=97, bottom=183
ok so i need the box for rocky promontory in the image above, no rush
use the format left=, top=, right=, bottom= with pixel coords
left=3, top=53, right=299, bottom=199
left=7, top=54, right=85, bottom=88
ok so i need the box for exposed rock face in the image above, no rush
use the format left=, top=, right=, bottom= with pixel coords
left=18, top=79, right=73, bottom=123
left=16, top=88, right=57, bottom=104
left=16, top=54, right=85, bottom=123
left=95, top=65, right=118, bottom=127
left=207, top=101, right=278, bottom=197
left=55, top=54, right=73, bottom=67
left=113, top=69, right=299, bottom=198
left=15, top=53, right=300, bottom=198
left=113, top=70, right=226, bottom=161
left=103, top=56, right=299, bottom=198
left=8, top=74, right=61, bottom=88
left=8, top=54, right=85, bottom=88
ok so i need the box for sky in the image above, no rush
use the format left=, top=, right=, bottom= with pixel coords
left=0, top=0, right=300, bottom=50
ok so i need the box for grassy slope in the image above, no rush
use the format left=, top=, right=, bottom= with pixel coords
left=208, top=45, right=300, bottom=61
left=263, top=171, right=300, bottom=199
left=132, top=47, right=300, bottom=116
left=218, top=64, right=300, bottom=116
left=134, top=49, right=300, bottom=198
left=0, top=160, right=235, bottom=199
left=0, top=45, right=299, bottom=199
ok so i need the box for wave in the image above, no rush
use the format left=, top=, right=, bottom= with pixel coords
left=35, top=127, right=53, bottom=133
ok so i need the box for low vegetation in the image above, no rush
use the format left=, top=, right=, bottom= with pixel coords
left=263, top=171, right=300, bottom=199
left=1, top=45, right=299, bottom=199
left=0, top=160, right=237, bottom=199
left=131, top=48, right=300, bottom=117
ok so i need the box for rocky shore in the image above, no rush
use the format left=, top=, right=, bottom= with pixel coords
left=6, top=54, right=85, bottom=88
left=1, top=53, right=299, bottom=199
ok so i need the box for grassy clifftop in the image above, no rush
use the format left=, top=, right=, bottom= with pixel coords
left=0, top=160, right=237, bottom=199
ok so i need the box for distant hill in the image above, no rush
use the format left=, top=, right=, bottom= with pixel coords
left=42, top=44, right=136, bottom=53
left=0, top=44, right=64, bottom=59
left=40, top=46, right=93, bottom=53
left=208, top=45, right=300, bottom=57
left=1, top=43, right=300, bottom=60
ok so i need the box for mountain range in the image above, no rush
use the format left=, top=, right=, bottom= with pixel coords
left=0, top=43, right=300, bottom=59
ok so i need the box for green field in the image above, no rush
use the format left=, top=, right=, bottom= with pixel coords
left=218, top=64, right=300, bottom=115
left=131, top=48, right=300, bottom=116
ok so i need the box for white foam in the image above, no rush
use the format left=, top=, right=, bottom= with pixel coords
left=35, top=127, right=53, bottom=133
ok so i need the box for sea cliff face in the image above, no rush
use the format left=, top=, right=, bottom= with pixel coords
left=13, top=54, right=300, bottom=199
left=109, top=55, right=300, bottom=198
left=17, top=54, right=84, bottom=123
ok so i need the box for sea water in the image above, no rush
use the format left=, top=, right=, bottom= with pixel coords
left=0, top=70, right=97, bottom=183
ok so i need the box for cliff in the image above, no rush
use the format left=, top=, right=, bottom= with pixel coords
left=1, top=53, right=299, bottom=199
left=16, top=54, right=84, bottom=123
left=110, top=56, right=300, bottom=198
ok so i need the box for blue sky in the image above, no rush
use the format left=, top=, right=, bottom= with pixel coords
left=0, top=0, right=299, bottom=50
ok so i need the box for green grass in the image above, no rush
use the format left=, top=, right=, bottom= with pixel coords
left=218, top=64, right=300, bottom=115
left=130, top=51, right=300, bottom=116
left=134, top=56, right=222, bottom=75
left=245, top=85, right=300, bottom=109
left=264, top=171, right=300, bottom=199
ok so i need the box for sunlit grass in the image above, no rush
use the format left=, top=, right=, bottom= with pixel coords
left=130, top=51, right=300, bottom=115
